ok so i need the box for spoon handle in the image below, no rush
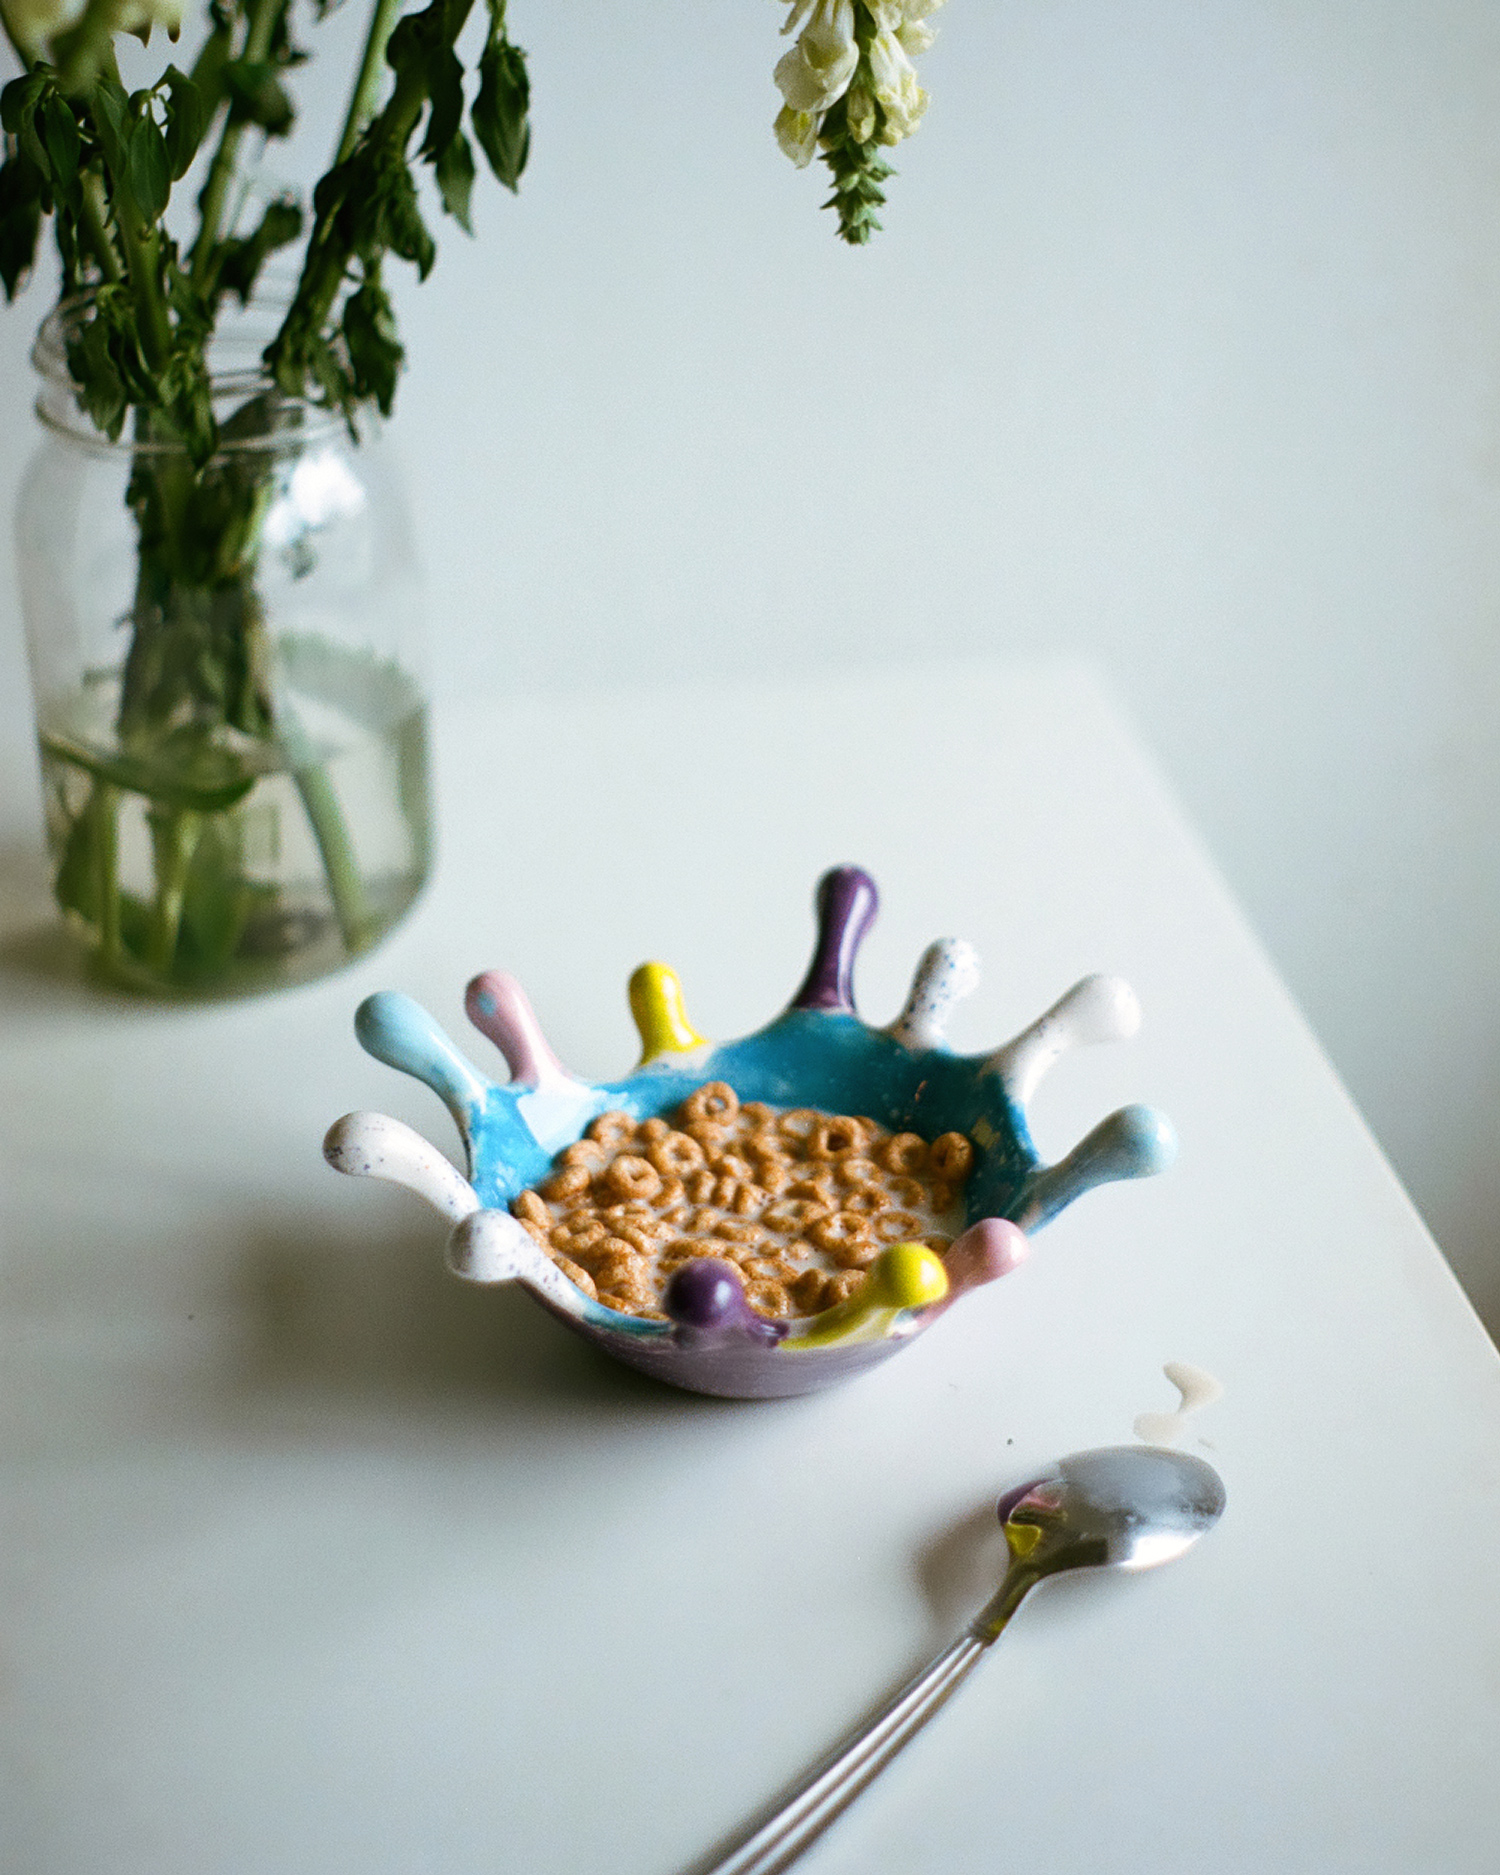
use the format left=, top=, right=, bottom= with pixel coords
left=689, top=1631, right=990, bottom=1875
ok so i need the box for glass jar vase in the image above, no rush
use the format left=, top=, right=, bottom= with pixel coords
left=14, top=301, right=433, bottom=997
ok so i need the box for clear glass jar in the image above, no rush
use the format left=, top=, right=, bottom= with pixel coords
left=14, top=300, right=433, bottom=996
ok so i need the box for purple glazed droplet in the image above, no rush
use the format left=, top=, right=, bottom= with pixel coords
left=664, top=1258, right=784, bottom=1348
left=789, top=866, right=879, bottom=1013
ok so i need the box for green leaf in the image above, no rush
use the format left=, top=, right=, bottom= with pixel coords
left=380, top=162, right=435, bottom=278
left=162, top=67, right=206, bottom=180
left=434, top=127, right=475, bottom=232
left=343, top=274, right=404, bottom=415
left=126, top=110, right=171, bottom=222
left=0, top=154, right=45, bottom=300
left=421, top=44, right=464, bottom=162
left=42, top=94, right=81, bottom=188
left=473, top=30, right=529, bottom=191
left=224, top=60, right=295, bottom=137
left=214, top=195, right=303, bottom=304
left=91, top=76, right=131, bottom=185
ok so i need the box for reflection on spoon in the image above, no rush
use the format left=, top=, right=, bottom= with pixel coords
left=687, top=1445, right=1226, bottom=1875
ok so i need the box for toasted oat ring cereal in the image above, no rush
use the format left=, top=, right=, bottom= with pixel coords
left=822, top=1268, right=867, bottom=1306
left=840, top=1182, right=891, bottom=1215
left=712, top=1218, right=766, bottom=1244
left=743, top=1277, right=791, bottom=1319
left=764, top=1196, right=829, bottom=1232
left=685, top=1120, right=732, bottom=1156
left=552, top=1217, right=607, bottom=1255
left=587, top=1110, right=636, bottom=1149
left=681, top=1081, right=739, bottom=1126
left=835, top=1155, right=882, bottom=1189
left=929, top=1132, right=975, bottom=1182
left=600, top=1154, right=663, bottom=1204
left=540, top=1164, right=593, bottom=1204
left=877, top=1132, right=928, bottom=1176
left=806, top=1115, right=869, bottom=1160
left=807, top=1210, right=874, bottom=1261
left=887, top=1175, right=926, bottom=1209
left=559, top=1138, right=608, bottom=1171
left=513, top=1188, right=552, bottom=1231
left=739, top=1101, right=776, bottom=1129
left=552, top=1252, right=599, bottom=1300
left=790, top=1268, right=832, bottom=1312
left=647, top=1131, right=704, bottom=1178
left=776, top=1108, right=824, bottom=1147
left=872, top=1208, right=925, bottom=1245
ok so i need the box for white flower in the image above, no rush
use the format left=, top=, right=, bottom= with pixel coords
left=1, top=0, right=86, bottom=56
left=868, top=27, right=928, bottom=141
left=1, top=0, right=181, bottom=54
left=774, top=0, right=859, bottom=115
left=843, top=79, right=877, bottom=146
left=774, top=104, right=823, bottom=169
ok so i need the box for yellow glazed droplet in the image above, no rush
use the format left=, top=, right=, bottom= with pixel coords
left=789, top=1243, right=949, bottom=1350
left=628, top=961, right=710, bottom=1065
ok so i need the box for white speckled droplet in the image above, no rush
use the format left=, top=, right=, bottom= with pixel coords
left=886, top=938, right=982, bottom=1050
left=1134, top=1361, right=1225, bottom=1445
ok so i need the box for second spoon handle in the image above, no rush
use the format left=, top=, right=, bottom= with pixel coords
left=690, top=1632, right=990, bottom=1875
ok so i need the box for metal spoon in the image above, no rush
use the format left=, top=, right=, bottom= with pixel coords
left=689, top=1445, right=1225, bottom=1875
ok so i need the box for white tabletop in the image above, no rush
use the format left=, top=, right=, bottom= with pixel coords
left=4, top=659, right=1498, bottom=1875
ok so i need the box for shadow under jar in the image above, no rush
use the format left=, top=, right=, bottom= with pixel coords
left=14, top=299, right=433, bottom=997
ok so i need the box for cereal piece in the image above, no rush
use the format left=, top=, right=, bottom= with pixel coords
left=835, top=1155, right=882, bottom=1189
left=559, top=1138, right=607, bottom=1171
left=871, top=1208, right=924, bottom=1245
left=637, top=1116, right=671, bottom=1144
left=764, top=1195, right=830, bottom=1233
left=713, top=1152, right=754, bottom=1182
left=686, top=1119, right=732, bottom=1155
left=657, top=1240, right=706, bottom=1273
left=712, top=1218, right=766, bottom=1245
left=929, top=1132, right=975, bottom=1182
left=587, top=1110, right=636, bottom=1148
left=808, top=1211, right=876, bottom=1267
left=540, top=1164, right=592, bottom=1203
left=840, top=1182, right=890, bottom=1215
left=739, top=1101, right=776, bottom=1129
left=681, top=1081, right=739, bottom=1126
left=754, top=1160, right=792, bottom=1197
left=877, top=1132, right=928, bottom=1176
left=552, top=1217, right=607, bottom=1255
left=647, top=1131, right=705, bottom=1178
left=617, top=1223, right=666, bottom=1256
left=550, top=1252, right=599, bottom=1300
left=886, top=1175, right=925, bottom=1209
left=781, top=1237, right=816, bottom=1263
left=743, top=1254, right=798, bottom=1284
left=513, top=1188, right=552, bottom=1231
left=743, top=1277, right=791, bottom=1319
left=789, top=1268, right=832, bottom=1313
left=787, top=1173, right=836, bottom=1205
left=806, top=1115, right=869, bottom=1160
left=589, top=1242, right=653, bottom=1297
left=776, top=1107, right=825, bottom=1148
left=926, top=1180, right=955, bottom=1215
left=600, top=1154, right=663, bottom=1204
left=822, top=1268, right=867, bottom=1306
left=921, top=1234, right=954, bottom=1255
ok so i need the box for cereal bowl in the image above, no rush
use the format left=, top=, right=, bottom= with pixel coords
left=324, top=866, right=1176, bottom=1398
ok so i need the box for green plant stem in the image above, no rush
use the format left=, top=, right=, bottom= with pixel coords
left=87, top=65, right=171, bottom=368
left=294, top=765, right=372, bottom=953
left=77, top=170, right=123, bottom=283
left=335, top=0, right=405, bottom=165
left=88, top=780, right=121, bottom=967
left=146, top=805, right=201, bottom=975
left=190, top=0, right=292, bottom=286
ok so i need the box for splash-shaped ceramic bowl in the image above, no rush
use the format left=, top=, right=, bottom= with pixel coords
left=324, top=867, right=1176, bottom=1398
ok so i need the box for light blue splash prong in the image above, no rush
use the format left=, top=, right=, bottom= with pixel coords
left=354, top=992, right=493, bottom=1162
left=1009, top=1103, right=1178, bottom=1232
